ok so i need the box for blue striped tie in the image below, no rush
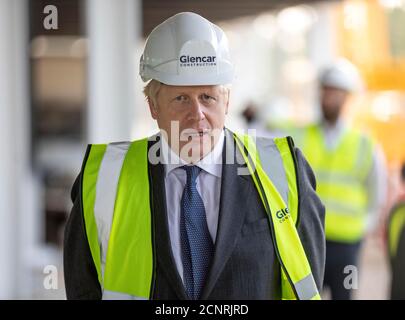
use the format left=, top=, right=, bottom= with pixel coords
left=180, top=165, right=214, bottom=299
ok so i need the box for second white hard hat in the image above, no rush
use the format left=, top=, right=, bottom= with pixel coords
left=319, top=58, right=363, bottom=92
left=139, top=12, right=235, bottom=86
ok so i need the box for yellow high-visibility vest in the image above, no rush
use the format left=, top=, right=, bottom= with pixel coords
left=302, top=124, right=374, bottom=243
left=388, top=203, right=405, bottom=258
left=80, top=133, right=320, bottom=300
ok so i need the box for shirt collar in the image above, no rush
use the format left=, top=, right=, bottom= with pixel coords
left=161, top=129, right=224, bottom=178
left=320, top=117, right=347, bottom=133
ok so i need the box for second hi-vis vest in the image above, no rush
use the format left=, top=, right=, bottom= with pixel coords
left=80, top=133, right=320, bottom=300
left=302, top=124, right=374, bottom=243
left=388, top=203, right=405, bottom=259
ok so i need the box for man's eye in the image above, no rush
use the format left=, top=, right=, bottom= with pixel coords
left=202, top=94, right=215, bottom=101
left=174, top=95, right=187, bottom=102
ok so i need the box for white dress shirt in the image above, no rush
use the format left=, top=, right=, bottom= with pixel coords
left=161, top=131, right=224, bottom=282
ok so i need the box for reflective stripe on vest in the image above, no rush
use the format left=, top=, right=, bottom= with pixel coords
left=388, top=204, right=405, bottom=258
left=81, top=134, right=319, bottom=300
left=302, top=124, right=373, bottom=243
left=234, top=133, right=319, bottom=300
left=82, top=139, right=153, bottom=299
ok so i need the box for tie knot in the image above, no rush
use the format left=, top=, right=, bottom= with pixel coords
left=182, top=165, right=202, bottom=185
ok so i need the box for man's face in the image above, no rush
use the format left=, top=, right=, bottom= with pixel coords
left=148, top=84, right=230, bottom=162
left=320, top=85, right=349, bottom=124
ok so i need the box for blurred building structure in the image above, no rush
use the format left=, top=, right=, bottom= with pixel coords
left=0, top=0, right=34, bottom=299
left=1, top=0, right=405, bottom=299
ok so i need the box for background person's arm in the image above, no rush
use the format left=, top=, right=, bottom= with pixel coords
left=63, top=173, right=102, bottom=299
left=365, top=145, right=388, bottom=233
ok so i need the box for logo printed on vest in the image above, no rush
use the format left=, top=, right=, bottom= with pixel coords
left=276, top=207, right=290, bottom=223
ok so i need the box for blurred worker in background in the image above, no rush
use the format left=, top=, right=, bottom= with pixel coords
left=299, top=59, right=387, bottom=300
left=387, top=163, right=405, bottom=299
left=240, top=101, right=281, bottom=138
left=64, top=12, right=326, bottom=300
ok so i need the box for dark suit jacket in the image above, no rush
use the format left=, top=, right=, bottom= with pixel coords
left=64, top=129, right=325, bottom=299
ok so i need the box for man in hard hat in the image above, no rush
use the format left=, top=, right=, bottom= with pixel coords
left=64, top=12, right=325, bottom=300
left=387, top=163, right=405, bottom=299
left=299, top=59, right=387, bottom=300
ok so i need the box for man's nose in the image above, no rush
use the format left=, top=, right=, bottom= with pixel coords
left=189, top=99, right=205, bottom=121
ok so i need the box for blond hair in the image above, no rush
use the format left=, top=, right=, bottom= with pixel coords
left=143, top=79, right=232, bottom=106
left=143, top=79, right=162, bottom=106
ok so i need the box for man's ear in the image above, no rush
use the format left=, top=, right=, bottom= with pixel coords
left=148, top=98, right=158, bottom=120
left=225, top=89, right=230, bottom=115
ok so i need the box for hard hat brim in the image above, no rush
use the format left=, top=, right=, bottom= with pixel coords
left=141, top=64, right=234, bottom=86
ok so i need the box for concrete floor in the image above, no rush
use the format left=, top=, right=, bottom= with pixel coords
left=354, top=233, right=391, bottom=300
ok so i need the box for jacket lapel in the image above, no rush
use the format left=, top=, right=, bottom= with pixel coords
left=148, top=139, right=188, bottom=300
left=201, top=129, right=253, bottom=299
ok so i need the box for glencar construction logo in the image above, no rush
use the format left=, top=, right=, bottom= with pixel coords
left=179, top=55, right=217, bottom=67
left=276, top=207, right=290, bottom=223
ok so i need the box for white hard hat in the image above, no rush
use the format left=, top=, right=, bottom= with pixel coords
left=139, top=12, right=235, bottom=86
left=319, top=58, right=363, bottom=92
